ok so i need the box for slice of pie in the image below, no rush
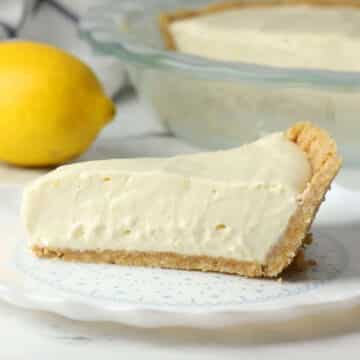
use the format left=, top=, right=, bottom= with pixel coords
left=22, top=123, right=341, bottom=277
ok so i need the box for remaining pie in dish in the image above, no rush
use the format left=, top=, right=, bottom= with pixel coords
left=22, top=122, right=341, bottom=278
left=159, top=0, right=360, bottom=71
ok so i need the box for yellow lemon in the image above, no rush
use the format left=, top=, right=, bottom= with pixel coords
left=0, top=41, right=115, bottom=167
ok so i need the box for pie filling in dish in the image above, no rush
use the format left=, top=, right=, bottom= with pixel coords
left=159, top=0, right=360, bottom=71
left=22, top=122, right=341, bottom=278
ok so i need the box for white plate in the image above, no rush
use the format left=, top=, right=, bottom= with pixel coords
left=0, top=183, right=360, bottom=328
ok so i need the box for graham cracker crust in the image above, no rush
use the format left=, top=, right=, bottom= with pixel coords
left=159, top=0, right=360, bottom=50
left=31, top=122, right=341, bottom=278
left=32, top=246, right=265, bottom=277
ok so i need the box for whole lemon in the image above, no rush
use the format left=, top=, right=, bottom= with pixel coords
left=0, top=41, right=115, bottom=167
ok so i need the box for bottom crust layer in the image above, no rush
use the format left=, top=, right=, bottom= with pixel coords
left=32, top=241, right=313, bottom=278
left=32, top=246, right=265, bottom=277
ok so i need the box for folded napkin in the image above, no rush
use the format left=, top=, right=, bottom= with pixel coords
left=0, top=0, right=128, bottom=97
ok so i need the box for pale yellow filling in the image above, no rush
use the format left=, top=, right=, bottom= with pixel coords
left=22, top=132, right=311, bottom=264
left=170, top=5, right=360, bottom=71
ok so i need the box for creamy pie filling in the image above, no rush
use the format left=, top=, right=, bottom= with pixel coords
left=22, top=132, right=311, bottom=264
left=170, top=5, right=360, bottom=71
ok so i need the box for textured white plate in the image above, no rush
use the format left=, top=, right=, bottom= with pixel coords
left=0, top=183, right=360, bottom=328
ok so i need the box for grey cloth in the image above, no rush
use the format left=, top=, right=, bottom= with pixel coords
left=0, top=0, right=127, bottom=97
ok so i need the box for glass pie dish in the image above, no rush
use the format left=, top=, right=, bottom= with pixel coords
left=80, top=0, right=360, bottom=166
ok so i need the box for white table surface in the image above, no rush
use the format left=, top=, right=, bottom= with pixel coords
left=1, top=94, right=360, bottom=359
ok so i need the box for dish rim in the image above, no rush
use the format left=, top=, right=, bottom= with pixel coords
left=79, top=0, right=360, bottom=89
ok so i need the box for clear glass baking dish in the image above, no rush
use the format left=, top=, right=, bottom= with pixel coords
left=80, top=0, right=360, bottom=166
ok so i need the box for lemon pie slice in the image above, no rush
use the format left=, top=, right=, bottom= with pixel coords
left=22, top=123, right=341, bottom=277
